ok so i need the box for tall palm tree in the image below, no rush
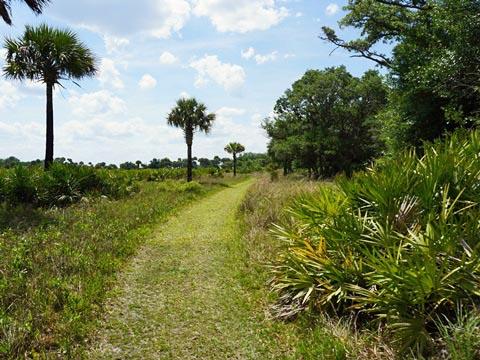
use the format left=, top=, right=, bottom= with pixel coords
left=167, top=98, right=215, bottom=182
left=1, top=0, right=50, bottom=25
left=3, top=24, right=97, bottom=170
left=224, top=142, right=245, bottom=176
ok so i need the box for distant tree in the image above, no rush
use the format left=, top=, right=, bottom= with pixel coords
left=198, top=158, right=211, bottom=168
left=0, top=0, right=50, bottom=25
left=159, top=157, right=172, bottom=168
left=95, top=162, right=106, bottom=169
left=167, top=98, right=215, bottom=182
left=3, top=24, right=97, bottom=170
left=119, top=161, right=136, bottom=170
left=212, top=156, right=222, bottom=168
left=224, top=142, right=245, bottom=176
left=0, top=156, right=20, bottom=168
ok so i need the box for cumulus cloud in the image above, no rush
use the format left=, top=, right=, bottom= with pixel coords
left=98, top=58, right=124, bottom=89
left=104, top=35, right=129, bottom=54
left=190, top=55, right=245, bottom=96
left=216, top=107, right=246, bottom=116
left=0, top=81, right=22, bottom=109
left=48, top=0, right=191, bottom=38
left=255, top=51, right=278, bottom=64
left=68, top=90, right=127, bottom=119
left=326, top=3, right=339, bottom=16
left=138, top=74, right=157, bottom=90
left=178, top=91, right=191, bottom=99
left=62, top=90, right=147, bottom=143
left=159, top=51, right=178, bottom=64
left=242, top=48, right=279, bottom=64
left=241, top=47, right=255, bottom=59
left=193, top=0, right=289, bottom=33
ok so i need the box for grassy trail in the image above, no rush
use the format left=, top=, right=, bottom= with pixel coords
left=88, top=179, right=288, bottom=359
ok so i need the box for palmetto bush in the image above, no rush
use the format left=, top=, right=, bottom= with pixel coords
left=0, top=164, right=139, bottom=208
left=270, top=130, right=480, bottom=356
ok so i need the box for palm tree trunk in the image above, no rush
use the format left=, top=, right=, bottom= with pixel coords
left=233, top=153, right=237, bottom=177
left=45, top=82, right=54, bottom=170
left=187, top=143, right=193, bottom=182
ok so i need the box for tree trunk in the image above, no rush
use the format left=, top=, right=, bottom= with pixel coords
left=44, top=82, right=54, bottom=170
left=233, top=153, right=237, bottom=176
left=186, top=140, right=193, bottom=182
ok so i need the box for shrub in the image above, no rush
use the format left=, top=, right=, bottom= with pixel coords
left=179, top=181, right=204, bottom=194
left=4, top=165, right=39, bottom=204
left=269, top=130, right=480, bottom=356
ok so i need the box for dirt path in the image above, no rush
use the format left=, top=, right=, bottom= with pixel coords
left=88, top=179, right=280, bottom=359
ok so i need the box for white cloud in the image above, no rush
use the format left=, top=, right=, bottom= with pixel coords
left=68, top=90, right=127, bottom=119
left=242, top=48, right=279, bottom=64
left=138, top=74, right=157, bottom=90
left=49, top=0, right=191, bottom=39
left=159, top=51, right=178, bottom=64
left=326, top=3, right=339, bottom=16
left=216, top=107, right=246, bottom=116
left=255, top=51, right=278, bottom=64
left=193, top=0, right=289, bottom=33
left=0, top=80, right=22, bottom=109
left=104, top=35, right=130, bottom=54
left=241, top=47, right=255, bottom=60
left=179, top=91, right=191, bottom=99
left=98, top=58, right=124, bottom=89
left=190, top=55, right=245, bottom=96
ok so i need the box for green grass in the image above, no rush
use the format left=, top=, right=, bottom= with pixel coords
left=0, top=176, right=237, bottom=358
left=87, top=178, right=297, bottom=359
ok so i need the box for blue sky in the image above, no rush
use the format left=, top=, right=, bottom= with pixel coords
left=0, top=0, right=378, bottom=165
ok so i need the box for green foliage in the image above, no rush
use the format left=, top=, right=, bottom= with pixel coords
left=269, top=130, right=480, bottom=356
left=0, top=163, right=138, bottom=209
left=264, top=67, right=387, bottom=177
left=322, top=0, right=480, bottom=148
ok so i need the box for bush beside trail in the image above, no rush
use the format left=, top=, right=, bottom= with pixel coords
left=269, top=130, right=480, bottom=357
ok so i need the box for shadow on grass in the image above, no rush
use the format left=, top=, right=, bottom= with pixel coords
left=0, top=202, right=58, bottom=232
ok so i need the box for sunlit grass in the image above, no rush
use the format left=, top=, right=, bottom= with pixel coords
left=0, top=177, right=235, bottom=358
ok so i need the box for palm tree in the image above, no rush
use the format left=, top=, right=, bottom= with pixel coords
left=224, top=142, right=245, bottom=176
left=1, top=0, right=50, bottom=25
left=3, top=24, right=97, bottom=170
left=167, top=98, right=215, bottom=182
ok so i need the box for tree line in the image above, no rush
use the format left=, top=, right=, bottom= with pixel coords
left=0, top=152, right=267, bottom=171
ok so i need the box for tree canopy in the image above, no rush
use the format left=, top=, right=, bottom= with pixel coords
left=321, top=0, right=480, bottom=148
left=263, top=66, right=387, bottom=178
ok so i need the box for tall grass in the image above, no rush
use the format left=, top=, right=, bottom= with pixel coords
left=269, top=130, right=480, bottom=357
left=0, top=178, right=227, bottom=358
